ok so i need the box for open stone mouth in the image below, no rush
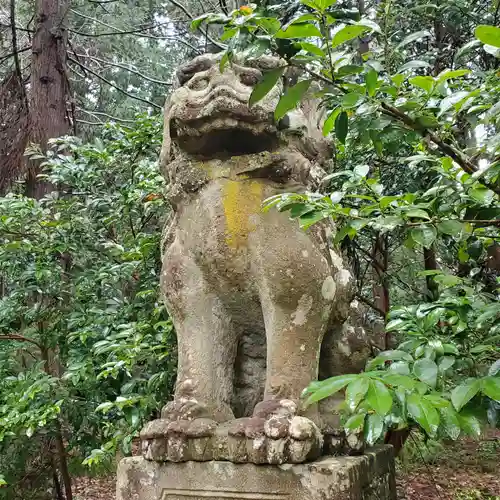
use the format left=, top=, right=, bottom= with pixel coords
left=174, top=127, right=280, bottom=157
left=171, top=115, right=280, bottom=157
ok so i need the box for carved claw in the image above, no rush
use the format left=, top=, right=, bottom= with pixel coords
left=226, top=414, right=323, bottom=464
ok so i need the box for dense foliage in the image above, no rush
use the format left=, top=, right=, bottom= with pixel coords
left=196, top=0, right=500, bottom=446
left=0, top=115, right=175, bottom=498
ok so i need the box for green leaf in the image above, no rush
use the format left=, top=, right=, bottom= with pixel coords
left=383, top=373, right=417, bottom=391
left=249, top=67, right=285, bottom=107
left=299, top=42, right=326, bottom=57
left=437, top=69, right=471, bottom=83
left=353, top=164, right=369, bottom=177
left=331, top=25, right=369, bottom=48
left=407, top=393, right=440, bottom=436
left=275, top=23, right=323, bottom=39
left=375, top=216, right=404, bottom=230
left=95, top=401, right=114, bottom=413
left=475, top=25, right=500, bottom=48
left=345, top=412, right=366, bottom=433
left=413, top=358, right=438, bottom=388
left=345, top=377, right=370, bottom=411
left=458, top=413, right=481, bottom=438
left=366, top=380, right=393, bottom=416
left=482, top=377, right=500, bottom=402
left=364, top=413, right=384, bottom=445
left=434, top=274, right=461, bottom=287
left=405, top=208, right=431, bottom=220
left=219, top=51, right=231, bottom=72
left=437, top=219, right=465, bottom=236
left=410, top=225, right=437, bottom=248
left=335, top=111, right=349, bottom=144
left=389, top=361, right=411, bottom=375
left=342, top=92, right=362, bottom=108
left=385, top=319, right=406, bottom=331
left=409, top=76, right=434, bottom=93
left=438, top=356, right=455, bottom=373
left=256, top=18, right=281, bottom=35
left=438, top=405, right=461, bottom=440
left=391, top=74, right=405, bottom=87
left=398, top=60, right=431, bottom=72
left=357, top=18, right=381, bottom=33
left=367, top=350, right=413, bottom=370
left=299, top=209, right=327, bottom=229
left=451, top=379, right=481, bottom=411
left=438, top=91, right=471, bottom=116
left=455, top=40, right=482, bottom=61
left=365, top=69, right=378, bottom=96
left=304, top=374, right=358, bottom=405
left=470, top=188, right=495, bottom=205
left=322, top=107, right=341, bottom=136
left=397, top=30, right=432, bottom=49
left=300, top=0, right=323, bottom=10
left=275, top=80, right=312, bottom=121
left=443, top=343, right=459, bottom=356
left=489, top=360, right=500, bottom=377
left=190, top=13, right=211, bottom=31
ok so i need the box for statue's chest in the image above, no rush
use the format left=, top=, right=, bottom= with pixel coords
left=177, top=178, right=277, bottom=252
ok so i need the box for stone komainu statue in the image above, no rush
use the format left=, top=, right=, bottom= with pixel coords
left=141, top=54, right=374, bottom=465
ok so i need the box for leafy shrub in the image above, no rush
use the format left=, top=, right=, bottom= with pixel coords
left=0, top=115, right=176, bottom=498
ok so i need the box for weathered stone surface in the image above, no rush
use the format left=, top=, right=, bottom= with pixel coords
left=117, top=446, right=396, bottom=500
left=141, top=411, right=323, bottom=465
left=145, top=52, right=386, bottom=465
left=156, top=53, right=358, bottom=463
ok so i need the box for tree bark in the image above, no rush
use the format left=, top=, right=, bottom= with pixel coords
left=372, top=233, right=390, bottom=346
left=27, top=0, right=70, bottom=199
left=41, top=345, right=73, bottom=500
left=423, top=246, right=439, bottom=301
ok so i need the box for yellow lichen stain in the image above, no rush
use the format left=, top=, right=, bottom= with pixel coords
left=222, top=179, right=263, bottom=249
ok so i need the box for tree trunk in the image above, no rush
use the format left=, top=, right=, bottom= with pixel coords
left=424, top=246, right=439, bottom=301
left=27, top=0, right=70, bottom=199
left=41, top=345, right=73, bottom=500
left=372, top=233, right=390, bottom=346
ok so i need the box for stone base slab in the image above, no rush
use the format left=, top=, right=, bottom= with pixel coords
left=116, top=446, right=396, bottom=500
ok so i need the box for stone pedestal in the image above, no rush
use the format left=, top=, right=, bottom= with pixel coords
left=116, top=446, right=396, bottom=500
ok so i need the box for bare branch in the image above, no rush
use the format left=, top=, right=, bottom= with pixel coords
left=355, top=293, right=386, bottom=317
left=73, top=53, right=172, bottom=86
left=69, top=9, right=171, bottom=36
left=77, top=107, right=136, bottom=123
left=67, top=56, right=162, bottom=109
left=167, top=0, right=226, bottom=50
left=0, top=45, right=31, bottom=64
left=9, top=0, right=28, bottom=110
left=76, top=118, right=104, bottom=125
left=0, top=334, right=43, bottom=350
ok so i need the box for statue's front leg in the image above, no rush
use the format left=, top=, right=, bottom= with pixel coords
left=141, top=242, right=236, bottom=462
left=222, top=241, right=336, bottom=464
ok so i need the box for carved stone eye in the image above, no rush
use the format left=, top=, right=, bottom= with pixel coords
left=239, top=72, right=260, bottom=87
left=188, top=78, right=209, bottom=91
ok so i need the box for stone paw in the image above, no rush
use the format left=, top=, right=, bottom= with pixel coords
left=225, top=403, right=323, bottom=465
left=140, top=417, right=218, bottom=462
left=160, top=398, right=213, bottom=421
left=161, top=397, right=234, bottom=423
